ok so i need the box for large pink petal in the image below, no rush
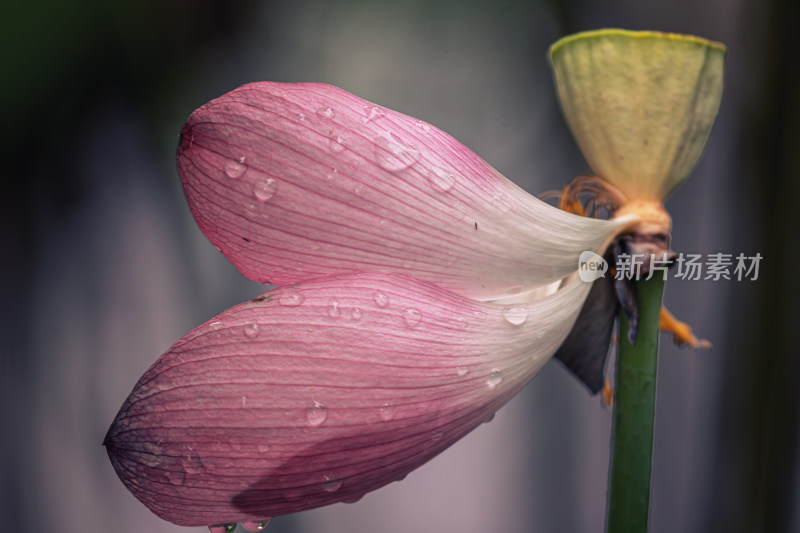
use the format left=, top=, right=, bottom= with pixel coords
left=177, top=82, right=627, bottom=300
left=105, top=271, right=591, bottom=526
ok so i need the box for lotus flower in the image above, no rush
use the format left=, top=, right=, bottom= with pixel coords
left=106, top=27, right=726, bottom=529
left=105, top=81, right=637, bottom=528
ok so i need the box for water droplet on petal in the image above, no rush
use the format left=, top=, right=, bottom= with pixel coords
left=343, top=494, right=364, bottom=504
left=244, top=201, right=260, bottom=219
left=483, top=412, right=496, bottom=424
left=374, top=134, right=419, bottom=171
left=414, top=119, right=432, bottom=132
left=502, top=306, right=528, bottom=325
left=322, top=475, right=342, bottom=492
left=329, top=134, right=346, bottom=153
left=325, top=168, right=339, bottom=181
left=306, top=402, right=328, bottom=426
left=254, top=177, right=277, bottom=202
left=279, top=291, right=304, bottom=306
left=224, top=158, right=247, bottom=179
left=181, top=449, right=204, bottom=475
left=487, top=369, right=503, bottom=389
left=317, top=106, right=335, bottom=119
left=327, top=298, right=341, bottom=318
left=402, top=308, right=421, bottom=328
left=373, top=292, right=389, bottom=308
left=241, top=520, right=272, bottom=532
left=362, top=105, right=386, bottom=123
left=243, top=323, right=260, bottom=338
left=457, top=364, right=469, bottom=376
left=431, top=430, right=443, bottom=441
left=257, top=443, right=270, bottom=453
left=351, top=307, right=363, bottom=320
left=378, top=403, right=395, bottom=421
left=491, top=192, right=512, bottom=215
left=208, top=525, right=236, bottom=533
left=353, top=183, right=365, bottom=195
left=428, top=167, right=455, bottom=192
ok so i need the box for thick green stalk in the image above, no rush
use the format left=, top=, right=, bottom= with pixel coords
left=606, top=276, right=665, bottom=532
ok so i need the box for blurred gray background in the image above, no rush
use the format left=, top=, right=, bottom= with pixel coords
left=3, top=0, right=798, bottom=532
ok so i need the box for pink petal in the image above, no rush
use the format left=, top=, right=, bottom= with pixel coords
left=177, top=82, right=626, bottom=300
left=105, top=271, right=591, bottom=526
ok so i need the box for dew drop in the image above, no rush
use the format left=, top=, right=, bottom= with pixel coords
left=208, top=525, right=236, bottom=533
left=253, top=177, right=277, bottom=202
left=306, top=402, right=328, bottom=426
left=378, top=403, right=396, bottom=421
left=502, top=306, right=528, bottom=326
left=329, top=135, right=346, bottom=153
left=322, top=475, right=342, bottom=492
left=362, top=105, right=386, bottom=123
left=244, top=201, right=260, bottom=218
left=241, top=520, right=272, bottom=532
left=456, top=364, right=469, bottom=376
left=402, top=308, right=422, bottom=328
left=243, top=323, right=260, bottom=338
left=353, top=183, right=365, bottom=195
left=483, top=412, right=496, bottom=424
left=373, top=291, right=389, bottom=308
left=181, top=450, right=204, bottom=475
left=348, top=157, right=363, bottom=172
left=325, top=168, right=339, bottom=181
left=327, top=298, right=341, bottom=318
left=414, top=119, right=432, bottom=132
left=279, top=291, right=304, bottom=306
left=343, top=494, right=364, bottom=504
left=351, top=307, right=363, bottom=320
left=487, top=369, right=503, bottom=389
left=224, top=158, right=247, bottom=179
left=374, top=134, right=419, bottom=171
left=490, top=192, right=512, bottom=215
left=257, top=443, right=271, bottom=453
left=317, top=106, right=335, bottom=119
left=428, top=167, right=455, bottom=192
left=431, top=430, right=443, bottom=441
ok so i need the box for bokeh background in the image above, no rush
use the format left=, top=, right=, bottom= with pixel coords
left=3, top=0, right=798, bottom=532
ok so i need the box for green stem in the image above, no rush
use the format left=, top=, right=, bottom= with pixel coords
left=606, top=276, right=665, bottom=533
